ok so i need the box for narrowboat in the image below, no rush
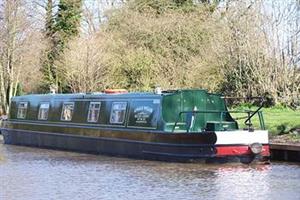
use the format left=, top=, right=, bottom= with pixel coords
left=0, top=89, right=270, bottom=164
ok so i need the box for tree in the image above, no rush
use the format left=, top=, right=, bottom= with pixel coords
left=61, top=35, right=110, bottom=93
left=40, top=0, right=56, bottom=92
left=0, top=0, right=27, bottom=113
left=41, top=0, right=82, bottom=93
left=218, top=0, right=300, bottom=106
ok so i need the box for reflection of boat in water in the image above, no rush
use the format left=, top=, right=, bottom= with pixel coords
left=0, top=89, right=270, bottom=164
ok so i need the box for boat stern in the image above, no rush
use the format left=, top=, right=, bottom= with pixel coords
left=213, top=130, right=270, bottom=164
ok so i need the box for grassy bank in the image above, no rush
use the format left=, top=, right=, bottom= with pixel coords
left=230, top=106, right=300, bottom=136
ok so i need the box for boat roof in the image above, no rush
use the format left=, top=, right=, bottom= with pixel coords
left=12, top=89, right=220, bottom=101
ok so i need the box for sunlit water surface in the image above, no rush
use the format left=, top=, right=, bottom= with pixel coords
left=0, top=141, right=300, bottom=200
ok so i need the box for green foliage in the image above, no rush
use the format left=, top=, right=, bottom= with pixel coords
left=129, top=0, right=196, bottom=14
left=173, top=0, right=193, bottom=6
left=102, top=1, right=218, bottom=91
left=45, top=0, right=55, bottom=38
left=111, top=51, right=157, bottom=91
left=262, top=92, right=276, bottom=107
left=276, top=123, right=292, bottom=135
left=14, top=83, right=23, bottom=96
left=231, top=103, right=253, bottom=110
left=55, top=0, right=82, bottom=47
left=40, top=0, right=82, bottom=93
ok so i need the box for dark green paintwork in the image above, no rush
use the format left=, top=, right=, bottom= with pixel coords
left=162, top=90, right=238, bottom=132
left=8, top=89, right=238, bottom=133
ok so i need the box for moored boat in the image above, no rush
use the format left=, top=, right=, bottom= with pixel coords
left=0, top=89, right=270, bottom=164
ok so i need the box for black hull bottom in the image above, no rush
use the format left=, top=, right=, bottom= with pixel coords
left=1, top=129, right=268, bottom=164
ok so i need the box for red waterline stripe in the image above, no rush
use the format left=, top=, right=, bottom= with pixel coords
left=261, top=145, right=270, bottom=156
left=216, top=145, right=270, bottom=156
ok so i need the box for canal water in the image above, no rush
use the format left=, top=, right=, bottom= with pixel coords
left=1, top=141, right=300, bottom=200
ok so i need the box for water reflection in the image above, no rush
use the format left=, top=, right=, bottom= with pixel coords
left=0, top=143, right=300, bottom=200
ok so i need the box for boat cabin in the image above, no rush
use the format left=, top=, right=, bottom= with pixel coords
left=9, top=89, right=238, bottom=132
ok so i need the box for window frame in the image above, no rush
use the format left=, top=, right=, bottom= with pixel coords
left=38, top=102, right=50, bottom=120
left=17, top=102, right=28, bottom=119
left=60, top=102, right=75, bottom=121
left=109, top=102, right=127, bottom=125
left=87, top=101, right=101, bottom=123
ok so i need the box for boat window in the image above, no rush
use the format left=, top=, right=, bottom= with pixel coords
left=87, top=102, right=101, bottom=122
left=110, top=102, right=127, bottom=124
left=61, top=102, right=74, bottom=121
left=17, top=102, right=28, bottom=119
left=38, top=102, right=50, bottom=120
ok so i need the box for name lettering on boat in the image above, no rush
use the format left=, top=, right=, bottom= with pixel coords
left=134, top=106, right=153, bottom=123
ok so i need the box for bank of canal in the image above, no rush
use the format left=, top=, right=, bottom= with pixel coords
left=270, top=143, right=300, bottom=162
